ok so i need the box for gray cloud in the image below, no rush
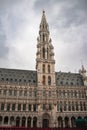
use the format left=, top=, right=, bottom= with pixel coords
left=0, top=20, right=9, bottom=58
left=0, top=0, right=87, bottom=72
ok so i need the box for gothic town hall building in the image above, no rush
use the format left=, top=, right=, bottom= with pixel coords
left=0, top=11, right=87, bottom=128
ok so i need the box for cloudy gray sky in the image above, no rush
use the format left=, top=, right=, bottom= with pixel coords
left=0, top=0, right=87, bottom=73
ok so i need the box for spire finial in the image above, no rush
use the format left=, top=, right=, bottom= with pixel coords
left=43, top=9, right=45, bottom=14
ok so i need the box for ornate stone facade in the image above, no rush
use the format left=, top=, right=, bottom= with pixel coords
left=0, top=10, right=87, bottom=128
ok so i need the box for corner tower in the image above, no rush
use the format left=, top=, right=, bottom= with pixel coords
left=36, top=10, right=55, bottom=87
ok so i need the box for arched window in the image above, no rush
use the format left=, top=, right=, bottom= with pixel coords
left=10, top=116, right=14, bottom=125
left=48, top=76, right=51, bottom=85
left=43, top=47, right=45, bottom=59
left=43, top=64, right=45, bottom=73
left=4, top=116, right=8, bottom=124
left=72, top=102, right=75, bottom=111
left=27, top=117, right=31, bottom=127
left=16, top=117, right=20, bottom=127
left=33, top=117, right=37, bottom=127
left=58, top=116, right=63, bottom=127
left=22, top=117, right=26, bottom=126
left=64, top=101, right=67, bottom=111
left=60, top=101, right=62, bottom=112
left=42, top=75, right=46, bottom=85
left=64, top=117, right=69, bottom=128
left=0, top=116, right=2, bottom=125
left=76, top=102, right=79, bottom=111
left=48, top=65, right=50, bottom=73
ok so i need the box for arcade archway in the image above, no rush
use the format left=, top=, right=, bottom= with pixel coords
left=42, top=113, right=50, bottom=128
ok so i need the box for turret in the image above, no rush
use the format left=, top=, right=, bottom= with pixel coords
left=79, top=65, right=87, bottom=86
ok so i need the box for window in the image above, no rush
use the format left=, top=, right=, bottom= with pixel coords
left=57, top=104, right=59, bottom=111
left=43, top=104, right=45, bottom=110
left=60, top=101, right=62, bottom=112
left=48, top=65, right=50, bottom=73
left=72, top=102, right=75, bottom=111
left=83, top=102, right=86, bottom=111
left=63, top=90, right=65, bottom=97
left=23, top=104, right=26, bottom=111
left=24, top=90, right=27, bottom=96
left=18, top=104, right=21, bottom=111
left=42, top=75, right=46, bottom=85
left=56, top=91, right=58, bottom=97
left=43, top=47, right=45, bottom=59
left=33, top=104, right=37, bottom=111
left=43, top=64, right=45, bottom=73
left=80, top=101, right=83, bottom=111
left=9, top=90, right=12, bottom=96
left=68, top=102, right=71, bottom=111
left=71, top=91, right=73, bottom=98
left=71, top=82, right=73, bottom=86
left=59, top=90, right=61, bottom=97
left=48, top=76, right=51, bottom=85
left=19, top=90, right=22, bottom=96
left=60, top=81, right=63, bottom=85
left=29, top=91, right=32, bottom=97
left=28, top=104, right=31, bottom=111
left=14, top=90, right=17, bottom=96
left=12, top=104, right=15, bottom=111
left=3, top=90, right=6, bottom=95
left=7, top=103, right=10, bottom=111
left=49, top=104, right=52, bottom=110
left=34, top=91, right=37, bottom=97
left=76, top=102, right=78, bottom=111
left=43, top=91, right=46, bottom=97
left=75, top=91, right=77, bottom=98
left=1, top=103, right=4, bottom=111
left=49, top=91, right=51, bottom=97
left=64, top=101, right=67, bottom=111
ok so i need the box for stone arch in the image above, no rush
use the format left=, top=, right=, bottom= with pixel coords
left=43, top=64, right=45, bottom=73
left=4, top=116, right=9, bottom=125
left=43, top=47, right=45, bottom=59
left=16, top=116, right=20, bottom=126
left=33, top=116, right=37, bottom=127
left=27, top=117, right=31, bottom=127
left=42, top=113, right=50, bottom=128
left=0, top=116, right=2, bottom=125
left=78, top=116, right=82, bottom=119
left=48, top=65, right=50, bottom=73
left=71, top=116, right=76, bottom=127
left=10, top=116, right=15, bottom=126
left=48, top=76, right=51, bottom=85
left=58, top=116, right=63, bottom=128
left=42, top=75, right=46, bottom=85
left=64, top=116, right=69, bottom=128
left=22, top=116, right=26, bottom=126
left=84, top=116, right=87, bottom=119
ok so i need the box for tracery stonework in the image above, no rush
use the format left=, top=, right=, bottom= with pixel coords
left=0, top=10, right=87, bottom=128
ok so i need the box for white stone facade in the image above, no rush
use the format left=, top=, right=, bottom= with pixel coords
left=0, top=10, right=87, bottom=128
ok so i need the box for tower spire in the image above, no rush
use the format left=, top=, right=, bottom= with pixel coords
left=41, top=9, right=47, bottom=23
left=39, top=10, right=49, bottom=33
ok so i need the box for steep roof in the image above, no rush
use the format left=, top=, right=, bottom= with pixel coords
left=0, top=68, right=84, bottom=87
left=56, top=71, right=84, bottom=86
left=0, top=68, right=37, bottom=86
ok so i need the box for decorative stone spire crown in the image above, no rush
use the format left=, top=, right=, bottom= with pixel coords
left=36, top=10, right=54, bottom=62
left=39, top=10, right=49, bottom=34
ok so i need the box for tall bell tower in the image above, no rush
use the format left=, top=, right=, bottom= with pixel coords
left=36, top=10, right=57, bottom=128
left=36, top=10, right=55, bottom=87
